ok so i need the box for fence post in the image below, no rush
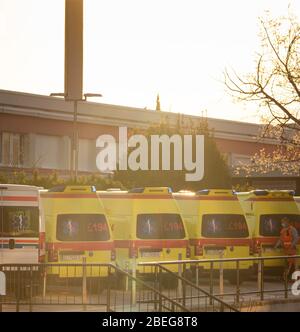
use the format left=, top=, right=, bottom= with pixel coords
left=131, top=257, right=136, bottom=307
left=209, top=261, right=213, bottom=305
left=29, top=266, right=33, bottom=312
left=236, top=260, right=240, bottom=304
left=261, top=259, right=264, bottom=301
left=154, top=265, right=158, bottom=310
left=258, top=257, right=264, bottom=301
left=42, top=265, right=47, bottom=300
left=106, top=265, right=111, bottom=312
left=0, top=270, right=6, bottom=312
left=82, top=257, right=87, bottom=310
left=284, top=256, right=289, bottom=299
left=182, top=263, right=186, bottom=307
left=219, top=251, right=224, bottom=300
left=177, top=253, right=183, bottom=301
left=16, top=267, right=20, bottom=312
left=257, top=254, right=262, bottom=297
left=125, top=261, right=129, bottom=292
left=195, top=263, right=199, bottom=288
left=158, top=265, right=163, bottom=312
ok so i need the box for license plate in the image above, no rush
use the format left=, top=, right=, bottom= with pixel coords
left=205, top=249, right=224, bottom=255
left=263, top=247, right=275, bottom=253
left=61, top=255, right=82, bottom=261
left=141, top=251, right=161, bottom=258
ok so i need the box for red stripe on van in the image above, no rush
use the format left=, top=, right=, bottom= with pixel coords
left=190, top=238, right=251, bottom=246
left=253, top=237, right=300, bottom=245
left=1, top=196, right=38, bottom=202
left=175, top=196, right=238, bottom=201
left=115, top=239, right=189, bottom=248
left=252, top=237, right=279, bottom=244
left=246, top=198, right=294, bottom=202
left=39, top=232, right=46, bottom=250
left=2, top=239, right=39, bottom=244
left=41, top=193, right=97, bottom=199
left=46, top=242, right=114, bottom=251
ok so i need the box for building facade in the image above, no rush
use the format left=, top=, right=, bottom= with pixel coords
left=0, top=89, right=298, bottom=191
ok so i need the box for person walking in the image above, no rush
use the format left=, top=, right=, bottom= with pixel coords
left=275, top=217, right=299, bottom=281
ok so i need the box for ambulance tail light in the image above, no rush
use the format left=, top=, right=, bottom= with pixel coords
left=39, top=232, right=46, bottom=263
left=195, top=244, right=203, bottom=256
left=249, top=241, right=254, bottom=256
left=48, top=249, right=58, bottom=262
left=186, top=246, right=191, bottom=258
left=253, top=240, right=261, bottom=255
left=111, top=248, right=116, bottom=261
left=39, top=253, right=45, bottom=263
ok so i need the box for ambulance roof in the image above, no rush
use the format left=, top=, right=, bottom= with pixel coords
left=0, top=184, right=42, bottom=191
left=48, top=185, right=96, bottom=193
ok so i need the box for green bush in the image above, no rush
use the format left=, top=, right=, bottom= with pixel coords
left=114, top=117, right=231, bottom=191
left=0, top=170, right=125, bottom=190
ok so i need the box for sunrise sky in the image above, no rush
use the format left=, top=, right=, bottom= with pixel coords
left=0, top=0, right=299, bottom=123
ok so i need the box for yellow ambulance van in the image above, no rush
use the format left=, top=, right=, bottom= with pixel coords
left=98, top=187, right=190, bottom=277
left=294, top=196, right=300, bottom=213
left=238, top=190, right=300, bottom=272
left=41, top=185, right=115, bottom=279
left=174, top=189, right=253, bottom=283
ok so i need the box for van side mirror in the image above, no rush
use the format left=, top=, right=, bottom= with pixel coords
left=8, top=239, right=15, bottom=250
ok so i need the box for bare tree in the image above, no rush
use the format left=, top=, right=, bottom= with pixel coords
left=225, top=10, right=300, bottom=176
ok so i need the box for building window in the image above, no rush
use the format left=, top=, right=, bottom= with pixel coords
left=231, top=153, right=252, bottom=167
left=0, top=132, right=26, bottom=167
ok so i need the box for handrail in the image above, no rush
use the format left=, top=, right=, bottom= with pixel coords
left=112, top=264, right=190, bottom=312
left=156, top=264, right=239, bottom=312
left=138, top=254, right=300, bottom=266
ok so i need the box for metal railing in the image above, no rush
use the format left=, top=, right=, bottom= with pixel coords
left=0, top=262, right=188, bottom=312
left=138, top=254, right=300, bottom=310
left=150, top=263, right=238, bottom=312
left=2, top=255, right=296, bottom=312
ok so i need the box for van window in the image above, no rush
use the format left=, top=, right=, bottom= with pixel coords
left=137, top=214, right=185, bottom=239
left=260, top=214, right=300, bottom=237
left=0, top=206, right=39, bottom=238
left=202, top=214, right=249, bottom=238
left=57, top=214, right=110, bottom=241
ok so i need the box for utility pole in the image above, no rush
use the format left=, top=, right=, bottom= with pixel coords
left=65, top=0, right=83, bottom=181
left=51, top=1, right=102, bottom=181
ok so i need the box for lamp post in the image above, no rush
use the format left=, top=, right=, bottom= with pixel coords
left=49, top=92, right=102, bottom=181
left=50, top=0, right=104, bottom=181
left=83, top=93, right=103, bottom=101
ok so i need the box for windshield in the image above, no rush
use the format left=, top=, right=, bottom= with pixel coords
left=260, top=214, right=300, bottom=237
left=0, top=206, right=39, bottom=238
left=57, top=214, right=110, bottom=241
left=137, top=214, right=185, bottom=239
left=202, top=214, right=249, bottom=238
